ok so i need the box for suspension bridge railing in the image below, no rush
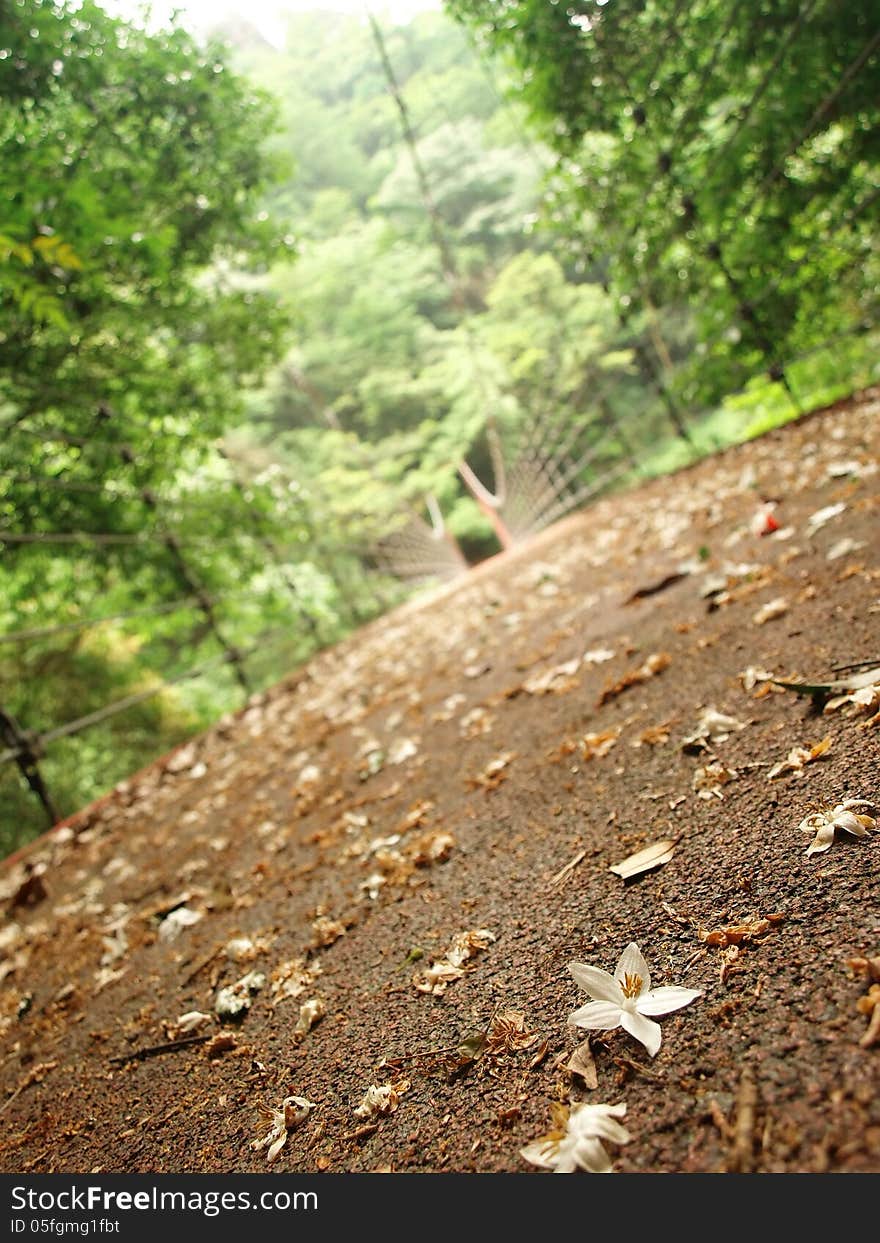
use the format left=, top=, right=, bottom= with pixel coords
left=0, top=411, right=408, bottom=842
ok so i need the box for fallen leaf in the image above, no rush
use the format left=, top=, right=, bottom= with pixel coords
left=625, top=570, right=689, bottom=603
left=698, top=914, right=784, bottom=947
left=487, top=1010, right=539, bottom=1055
left=566, top=1040, right=599, bottom=1088
left=609, top=840, right=676, bottom=880
left=580, top=728, right=621, bottom=760
left=466, top=751, right=516, bottom=791
left=522, top=657, right=581, bottom=696
left=597, top=652, right=671, bottom=706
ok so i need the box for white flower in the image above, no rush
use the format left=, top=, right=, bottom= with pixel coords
left=798, top=800, right=876, bottom=856
left=521, top=1101, right=631, bottom=1173
left=567, top=942, right=701, bottom=1057
left=252, top=1096, right=315, bottom=1163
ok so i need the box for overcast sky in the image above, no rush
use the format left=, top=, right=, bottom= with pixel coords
left=100, top=1, right=441, bottom=45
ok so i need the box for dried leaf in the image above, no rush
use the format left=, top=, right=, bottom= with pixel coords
left=466, top=751, right=516, bottom=791
left=522, top=657, right=581, bottom=696
left=625, top=570, right=689, bottom=603
left=580, top=728, right=621, bottom=760
left=566, top=1040, right=599, bottom=1088
left=487, top=1010, right=539, bottom=1055
left=597, top=652, right=671, bottom=706
left=609, top=840, right=676, bottom=880
left=698, top=914, right=783, bottom=947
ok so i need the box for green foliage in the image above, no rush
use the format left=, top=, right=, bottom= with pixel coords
left=0, top=0, right=289, bottom=443
left=448, top=0, right=879, bottom=405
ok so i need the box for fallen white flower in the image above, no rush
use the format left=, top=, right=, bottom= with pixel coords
left=826, top=537, right=866, bottom=562
left=353, top=1081, right=408, bottom=1118
left=693, top=761, right=738, bottom=799
left=293, top=997, right=325, bottom=1041
left=215, top=970, right=267, bottom=1019
left=798, top=800, right=876, bottom=856
left=174, top=1010, right=213, bottom=1035
left=388, top=737, right=419, bottom=765
left=583, top=648, right=615, bottom=665
left=521, top=1101, right=631, bottom=1173
left=568, top=942, right=701, bottom=1057
left=253, top=1096, right=316, bottom=1163
left=806, top=502, right=846, bottom=536
left=767, top=736, right=831, bottom=779
left=681, top=707, right=746, bottom=753
left=825, top=683, right=880, bottom=721
left=752, top=596, right=789, bottom=626
left=158, top=907, right=203, bottom=942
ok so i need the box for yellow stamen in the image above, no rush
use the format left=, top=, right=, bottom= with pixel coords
left=620, top=972, right=643, bottom=999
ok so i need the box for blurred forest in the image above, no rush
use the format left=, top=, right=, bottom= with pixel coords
left=1, top=0, right=877, bottom=850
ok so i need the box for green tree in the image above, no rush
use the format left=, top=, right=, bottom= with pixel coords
left=447, top=0, right=879, bottom=403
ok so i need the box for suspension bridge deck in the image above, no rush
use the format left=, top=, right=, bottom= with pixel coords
left=2, top=389, right=878, bottom=1174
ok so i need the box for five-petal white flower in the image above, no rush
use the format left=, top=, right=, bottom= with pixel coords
left=568, top=942, right=701, bottom=1057
left=521, top=1101, right=631, bottom=1173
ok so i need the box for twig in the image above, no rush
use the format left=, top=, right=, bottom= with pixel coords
left=548, top=848, right=587, bottom=889
left=612, top=1054, right=663, bottom=1081
left=109, top=1035, right=211, bottom=1066
left=341, top=1122, right=379, bottom=1142
left=730, top=1067, right=758, bottom=1172
left=180, top=947, right=223, bottom=987
left=380, top=1043, right=463, bottom=1067
left=708, top=1098, right=733, bottom=1141
left=0, top=1082, right=26, bottom=1117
